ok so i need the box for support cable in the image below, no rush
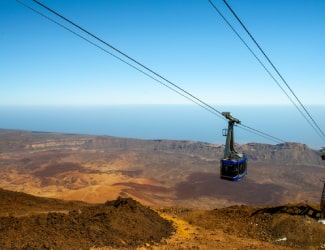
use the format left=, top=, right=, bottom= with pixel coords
left=223, top=0, right=325, bottom=143
left=239, top=124, right=285, bottom=144
left=31, top=0, right=225, bottom=120
left=17, top=0, right=285, bottom=144
left=208, top=0, right=324, bottom=142
left=16, top=0, right=223, bottom=120
left=208, top=0, right=325, bottom=143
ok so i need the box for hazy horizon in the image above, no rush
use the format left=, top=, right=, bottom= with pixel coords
left=1, top=105, right=324, bottom=150
left=2, top=1, right=324, bottom=149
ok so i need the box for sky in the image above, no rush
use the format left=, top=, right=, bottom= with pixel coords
left=1, top=0, right=325, bottom=106
left=1, top=0, right=325, bottom=149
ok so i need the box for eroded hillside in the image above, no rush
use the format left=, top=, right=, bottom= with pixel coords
left=0, top=129, right=324, bottom=208
left=0, top=188, right=324, bottom=250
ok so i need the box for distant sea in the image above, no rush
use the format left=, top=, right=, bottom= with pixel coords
left=0, top=105, right=324, bottom=149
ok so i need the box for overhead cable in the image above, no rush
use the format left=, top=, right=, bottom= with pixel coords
left=16, top=0, right=223, bottom=120
left=222, top=0, right=325, bottom=142
left=208, top=0, right=325, bottom=144
left=30, top=0, right=225, bottom=120
left=239, top=124, right=285, bottom=144
left=17, top=0, right=285, bottom=144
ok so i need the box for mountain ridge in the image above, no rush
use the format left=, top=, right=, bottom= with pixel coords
left=0, top=129, right=324, bottom=209
left=1, top=129, right=322, bottom=165
left=1, top=129, right=325, bottom=249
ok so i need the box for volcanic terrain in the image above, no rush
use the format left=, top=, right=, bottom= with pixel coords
left=0, top=129, right=324, bottom=249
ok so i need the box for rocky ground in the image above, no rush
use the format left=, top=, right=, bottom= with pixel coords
left=0, top=189, right=173, bottom=249
left=0, top=188, right=325, bottom=250
left=156, top=204, right=325, bottom=250
left=1, top=130, right=325, bottom=249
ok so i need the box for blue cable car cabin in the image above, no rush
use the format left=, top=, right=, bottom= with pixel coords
left=220, top=112, right=247, bottom=181
left=220, top=156, right=247, bottom=181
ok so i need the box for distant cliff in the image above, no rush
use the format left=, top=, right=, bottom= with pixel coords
left=84, top=136, right=323, bottom=166
left=0, top=129, right=323, bottom=166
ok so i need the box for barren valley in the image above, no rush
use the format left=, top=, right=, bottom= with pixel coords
left=0, top=129, right=324, bottom=249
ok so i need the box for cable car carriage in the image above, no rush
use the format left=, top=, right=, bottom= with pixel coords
left=321, top=148, right=325, bottom=161
left=220, top=112, right=247, bottom=181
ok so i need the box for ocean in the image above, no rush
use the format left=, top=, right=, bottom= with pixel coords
left=0, top=105, right=324, bottom=149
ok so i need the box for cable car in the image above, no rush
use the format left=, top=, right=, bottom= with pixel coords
left=220, top=112, right=247, bottom=181
left=321, top=148, right=325, bottom=160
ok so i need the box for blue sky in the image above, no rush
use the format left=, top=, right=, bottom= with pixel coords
left=1, top=0, right=325, bottom=106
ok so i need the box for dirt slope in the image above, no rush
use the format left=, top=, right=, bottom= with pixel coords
left=175, top=204, right=325, bottom=249
left=0, top=189, right=174, bottom=249
left=1, top=130, right=325, bottom=249
left=1, top=188, right=325, bottom=250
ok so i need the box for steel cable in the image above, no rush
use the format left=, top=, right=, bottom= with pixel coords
left=17, top=0, right=286, bottom=144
